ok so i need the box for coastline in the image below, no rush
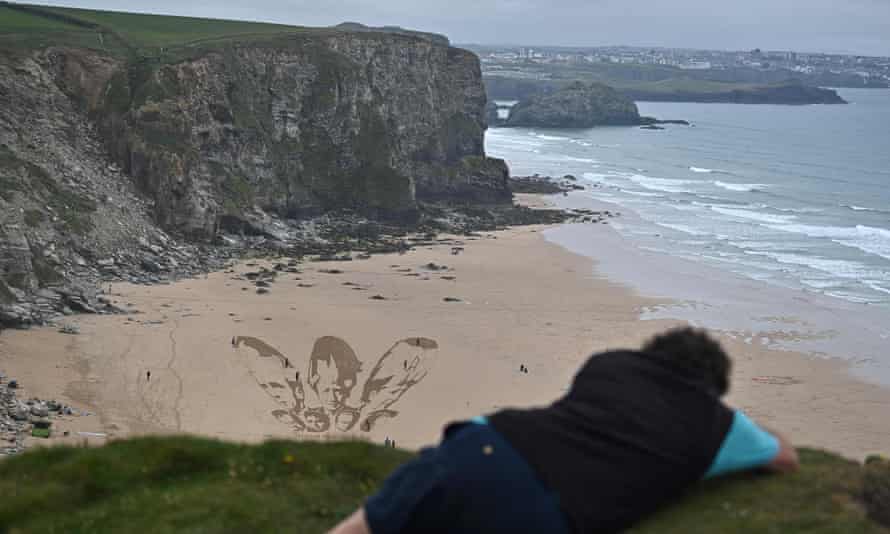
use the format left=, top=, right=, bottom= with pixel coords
left=546, top=191, right=890, bottom=387
left=538, top=193, right=890, bottom=458
left=1, top=199, right=889, bottom=459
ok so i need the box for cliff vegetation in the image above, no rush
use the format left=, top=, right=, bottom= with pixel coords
left=0, top=436, right=888, bottom=533
left=485, top=75, right=847, bottom=105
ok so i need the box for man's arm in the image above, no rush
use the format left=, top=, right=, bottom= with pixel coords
left=705, top=411, right=799, bottom=479
left=328, top=508, right=371, bottom=534
left=764, top=428, right=799, bottom=473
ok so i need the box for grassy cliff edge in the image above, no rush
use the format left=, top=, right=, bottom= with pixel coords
left=0, top=436, right=888, bottom=533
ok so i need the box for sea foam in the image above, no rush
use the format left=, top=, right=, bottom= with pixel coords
left=622, top=190, right=665, bottom=198
left=843, top=204, right=888, bottom=214
left=628, top=174, right=695, bottom=194
left=711, top=206, right=796, bottom=224
left=766, top=223, right=890, bottom=261
left=655, top=222, right=709, bottom=236
left=564, top=156, right=598, bottom=163
left=714, top=181, right=768, bottom=192
left=744, top=250, right=878, bottom=280
left=866, top=281, right=890, bottom=295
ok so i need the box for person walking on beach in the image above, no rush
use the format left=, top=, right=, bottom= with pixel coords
left=146, top=370, right=151, bottom=382
left=329, top=327, right=799, bottom=534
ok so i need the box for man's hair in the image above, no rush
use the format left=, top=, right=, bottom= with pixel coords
left=642, top=327, right=731, bottom=396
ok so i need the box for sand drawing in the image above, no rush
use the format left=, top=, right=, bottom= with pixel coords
left=233, top=336, right=438, bottom=433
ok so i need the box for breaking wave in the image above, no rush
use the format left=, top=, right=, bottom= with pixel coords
left=710, top=206, right=797, bottom=224
left=628, top=174, right=695, bottom=194
left=766, top=223, right=890, bottom=261
left=714, top=181, right=768, bottom=192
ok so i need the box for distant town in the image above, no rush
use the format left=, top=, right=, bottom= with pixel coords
left=465, top=44, right=890, bottom=88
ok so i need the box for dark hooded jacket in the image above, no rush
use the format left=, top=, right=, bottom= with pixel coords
left=488, top=350, right=734, bottom=533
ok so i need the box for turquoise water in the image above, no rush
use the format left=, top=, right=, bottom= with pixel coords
left=486, top=89, right=890, bottom=306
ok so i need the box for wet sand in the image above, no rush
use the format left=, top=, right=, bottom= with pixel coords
left=1, top=206, right=889, bottom=458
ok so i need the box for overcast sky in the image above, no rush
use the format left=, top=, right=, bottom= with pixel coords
left=26, top=0, right=890, bottom=56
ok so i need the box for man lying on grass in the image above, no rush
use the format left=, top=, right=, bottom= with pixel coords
left=330, top=327, right=799, bottom=534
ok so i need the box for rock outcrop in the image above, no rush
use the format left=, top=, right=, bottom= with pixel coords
left=504, top=82, right=642, bottom=128
left=3, top=9, right=510, bottom=239
left=621, top=79, right=847, bottom=105
left=84, top=34, right=509, bottom=237
left=0, top=10, right=510, bottom=326
left=484, top=100, right=502, bottom=127
left=0, top=50, right=181, bottom=326
left=484, top=76, right=848, bottom=106
left=1, top=372, right=84, bottom=455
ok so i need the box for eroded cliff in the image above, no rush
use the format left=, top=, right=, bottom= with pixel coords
left=503, top=81, right=643, bottom=128
left=0, top=6, right=510, bottom=325
left=91, top=34, right=508, bottom=237
left=36, top=36, right=496, bottom=236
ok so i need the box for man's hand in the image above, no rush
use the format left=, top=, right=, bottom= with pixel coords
left=328, top=508, right=371, bottom=534
left=766, top=429, right=799, bottom=473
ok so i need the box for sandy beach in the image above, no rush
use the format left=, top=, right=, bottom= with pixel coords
left=1, top=199, right=889, bottom=458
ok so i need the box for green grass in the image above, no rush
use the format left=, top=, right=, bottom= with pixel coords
left=0, top=2, right=327, bottom=56
left=0, top=5, right=78, bottom=32
left=33, top=5, right=305, bottom=48
left=0, top=4, right=113, bottom=54
left=0, top=436, right=413, bottom=534
left=1, top=438, right=887, bottom=534
left=631, top=449, right=888, bottom=533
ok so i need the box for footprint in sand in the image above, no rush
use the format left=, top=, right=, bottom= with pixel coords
left=752, top=375, right=802, bottom=386
left=234, top=335, right=438, bottom=433
left=137, top=368, right=184, bottom=430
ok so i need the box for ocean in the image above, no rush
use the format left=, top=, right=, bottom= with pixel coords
left=486, top=88, right=890, bottom=384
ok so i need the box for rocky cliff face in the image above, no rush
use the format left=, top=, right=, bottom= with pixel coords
left=0, top=30, right=509, bottom=325
left=0, top=49, right=174, bottom=325
left=86, top=33, right=509, bottom=237
left=504, top=82, right=642, bottom=128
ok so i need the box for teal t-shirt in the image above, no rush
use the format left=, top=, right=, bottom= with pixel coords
left=705, top=410, right=780, bottom=478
